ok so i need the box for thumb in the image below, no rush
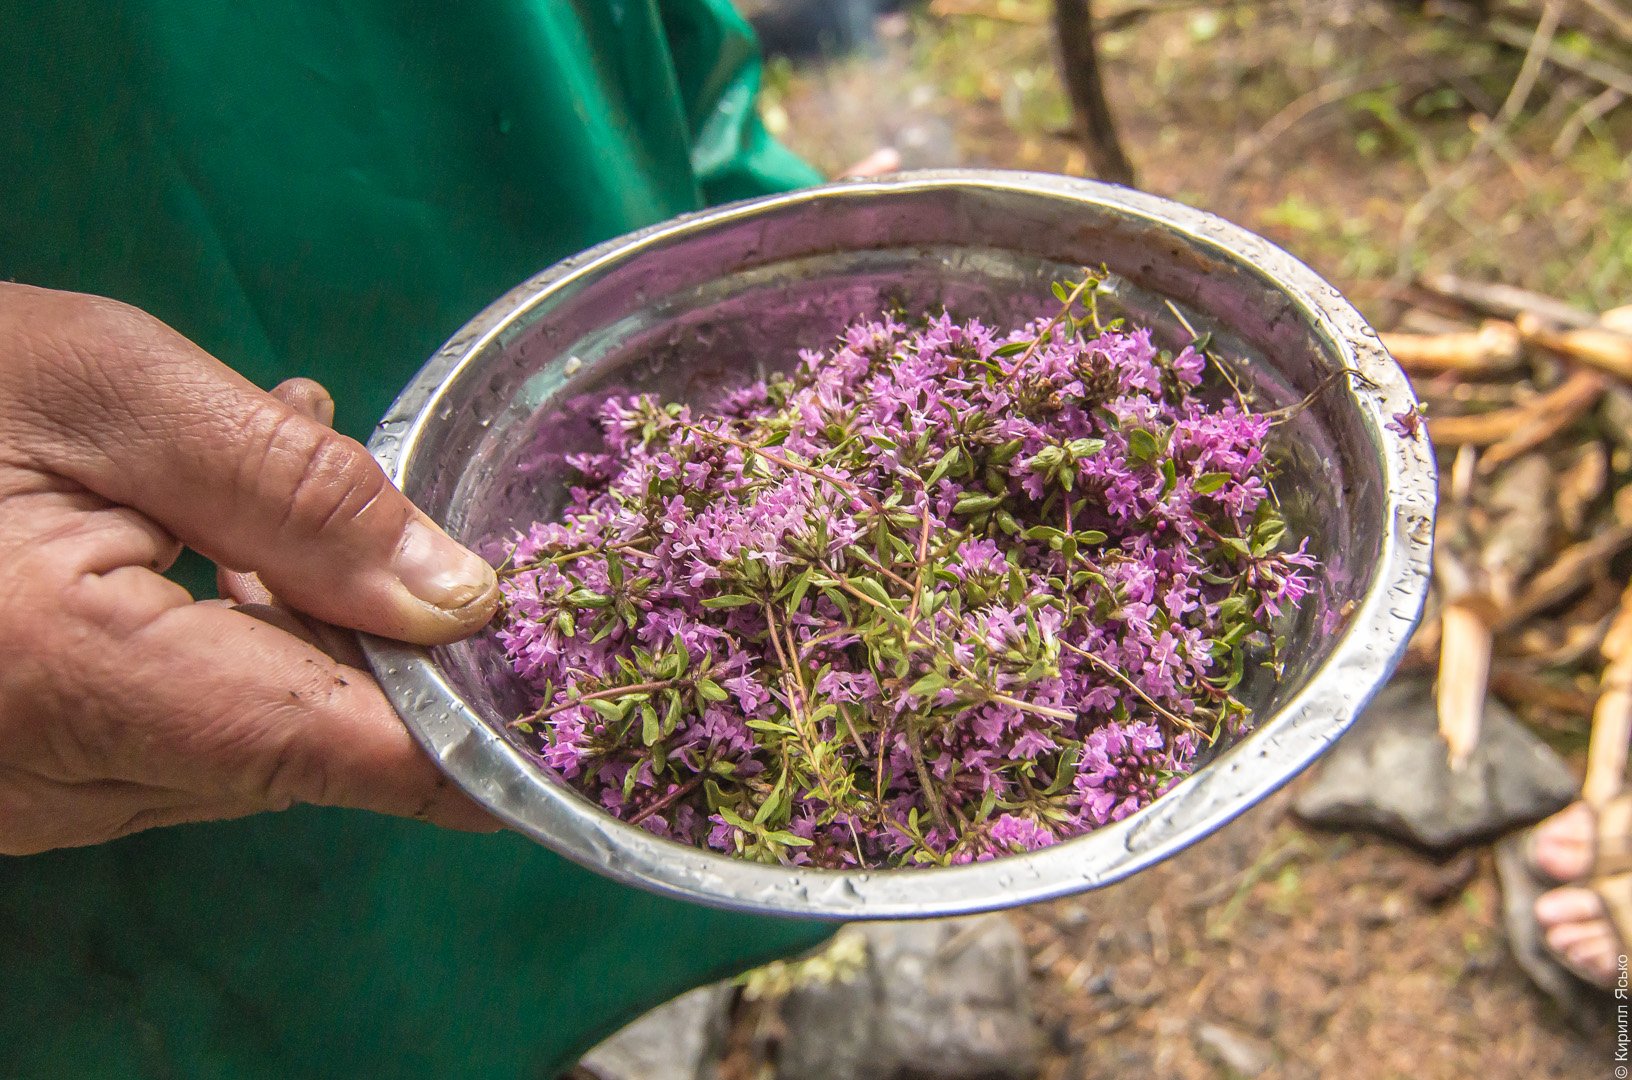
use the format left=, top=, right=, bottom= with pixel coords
left=11, top=288, right=498, bottom=645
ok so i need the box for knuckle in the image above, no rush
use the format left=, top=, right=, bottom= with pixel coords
left=245, top=408, right=394, bottom=540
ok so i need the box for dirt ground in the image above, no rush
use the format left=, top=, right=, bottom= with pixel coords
left=1021, top=786, right=1605, bottom=1079
left=754, top=2, right=1630, bottom=1075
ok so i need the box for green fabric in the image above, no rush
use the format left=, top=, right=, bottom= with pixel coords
left=0, top=3, right=831, bottom=1078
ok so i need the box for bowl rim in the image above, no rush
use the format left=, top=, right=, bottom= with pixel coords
left=361, top=169, right=1436, bottom=919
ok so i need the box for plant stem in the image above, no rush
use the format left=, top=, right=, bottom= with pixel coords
left=627, top=773, right=706, bottom=826
left=515, top=679, right=679, bottom=726
left=1061, top=640, right=1207, bottom=736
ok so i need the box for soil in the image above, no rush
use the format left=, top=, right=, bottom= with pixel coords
left=1021, top=786, right=1606, bottom=1079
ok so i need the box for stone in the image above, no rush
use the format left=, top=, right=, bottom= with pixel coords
left=577, top=984, right=732, bottom=1080
left=776, top=915, right=1043, bottom=1080
left=1292, top=676, right=1577, bottom=851
left=1195, top=1022, right=1273, bottom=1077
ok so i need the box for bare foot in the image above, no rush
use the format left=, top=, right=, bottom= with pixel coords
left=1531, top=802, right=1622, bottom=987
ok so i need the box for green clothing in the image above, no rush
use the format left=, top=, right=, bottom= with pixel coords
left=0, top=3, right=832, bottom=1077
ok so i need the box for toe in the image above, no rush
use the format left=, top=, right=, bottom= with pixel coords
left=1532, top=802, right=1595, bottom=882
left=1565, top=934, right=1620, bottom=986
left=1547, top=916, right=1603, bottom=952
left=1536, top=885, right=1603, bottom=928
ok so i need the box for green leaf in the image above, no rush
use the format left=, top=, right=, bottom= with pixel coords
left=1127, top=428, right=1159, bottom=464
left=702, top=594, right=756, bottom=609
left=853, top=576, right=894, bottom=608
left=1077, top=529, right=1108, bottom=545
left=765, top=831, right=814, bottom=848
left=754, top=772, right=788, bottom=825
left=746, top=718, right=797, bottom=735
left=954, top=492, right=1003, bottom=514
left=990, top=439, right=1024, bottom=465
left=566, top=588, right=609, bottom=608
left=908, top=671, right=950, bottom=698
left=787, top=569, right=814, bottom=612
left=1051, top=280, right=1072, bottom=304
left=1194, top=471, right=1231, bottom=495
left=1065, top=438, right=1106, bottom=457
left=992, top=340, right=1030, bottom=357
left=587, top=698, right=627, bottom=722
left=925, top=447, right=961, bottom=488
left=640, top=703, right=660, bottom=746
left=697, top=678, right=730, bottom=703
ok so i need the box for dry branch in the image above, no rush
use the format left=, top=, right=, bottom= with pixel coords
left=1438, top=599, right=1496, bottom=770
left=1416, top=273, right=1601, bottom=330
left=1054, top=0, right=1137, bottom=186
left=1498, top=526, right=1632, bottom=631
left=1490, top=668, right=1599, bottom=718
left=1380, top=321, right=1521, bottom=374
left=1427, top=369, right=1606, bottom=447
left=1515, top=312, right=1632, bottom=381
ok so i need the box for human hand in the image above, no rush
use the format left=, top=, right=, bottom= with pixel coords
left=0, top=284, right=501, bottom=855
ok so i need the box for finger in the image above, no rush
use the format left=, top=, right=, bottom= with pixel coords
left=218, top=568, right=275, bottom=607
left=269, top=377, right=335, bottom=428
left=211, top=378, right=369, bottom=668
left=0, top=771, right=258, bottom=856
left=5, top=286, right=498, bottom=645
left=233, top=601, right=368, bottom=668
left=218, top=376, right=335, bottom=607
left=69, top=570, right=502, bottom=832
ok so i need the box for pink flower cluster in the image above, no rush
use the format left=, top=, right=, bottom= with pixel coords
left=497, top=296, right=1316, bottom=868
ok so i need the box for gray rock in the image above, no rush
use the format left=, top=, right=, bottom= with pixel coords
left=777, top=915, right=1043, bottom=1080
left=1293, top=676, right=1576, bottom=851
left=578, top=984, right=732, bottom=1080
left=1195, top=1023, right=1273, bottom=1077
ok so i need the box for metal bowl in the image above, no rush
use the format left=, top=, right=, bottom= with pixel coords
left=361, top=170, right=1435, bottom=920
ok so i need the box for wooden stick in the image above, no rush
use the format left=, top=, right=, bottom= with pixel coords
left=1489, top=668, right=1599, bottom=718
left=1417, top=272, right=1599, bottom=329
left=1498, top=526, right=1632, bottom=631
left=1481, top=372, right=1610, bottom=471
left=1516, top=312, right=1632, bottom=382
left=1380, top=321, right=1522, bottom=374
left=1585, top=655, right=1632, bottom=806
left=1438, top=599, right=1496, bottom=771
left=1585, top=582, right=1632, bottom=806
left=1482, top=15, right=1632, bottom=98
left=1602, top=305, right=1632, bottom=334
left=1054, top=0, right=1137, bottom=186
left=1428, top=369, right=1606, bottom=447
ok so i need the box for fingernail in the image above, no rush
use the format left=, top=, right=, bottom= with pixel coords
left=393, top=519, right=497, bottom=612
left=273, top=379, right=337, bottom=427
left=310, top=393, right=336, bottom=428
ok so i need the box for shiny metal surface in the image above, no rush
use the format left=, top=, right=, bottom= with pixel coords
left=360, top=170, right=1436, bottom=919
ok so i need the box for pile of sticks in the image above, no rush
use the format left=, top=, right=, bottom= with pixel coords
left=1383, top=275, right=1632, bottom=799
